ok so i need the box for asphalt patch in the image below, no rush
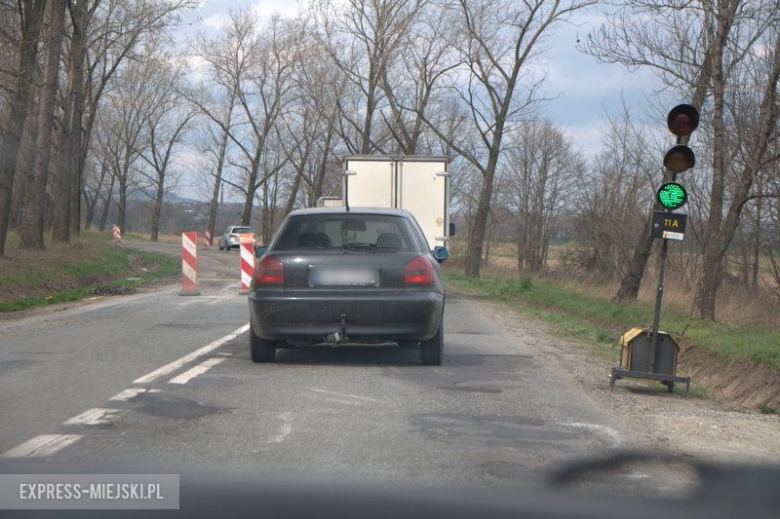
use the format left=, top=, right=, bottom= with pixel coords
left=436, top=385, right=503, bottom=394
left=0, top=359, right=37, bottom=375
left=413, top=413, right=578, bottom=446
left=130, top=392, right=233, bottom=419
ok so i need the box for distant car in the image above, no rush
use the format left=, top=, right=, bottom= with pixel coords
left=218, top=226, right=254, bottom=251
left=247, top=207, right=448, bottom=365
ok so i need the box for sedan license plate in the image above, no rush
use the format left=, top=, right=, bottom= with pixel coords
left=311, top=267, right=377, bottom=287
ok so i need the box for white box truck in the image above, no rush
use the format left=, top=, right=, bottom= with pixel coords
left=342, top=155, right=452, bottom=250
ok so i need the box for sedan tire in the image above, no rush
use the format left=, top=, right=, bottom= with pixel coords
left=420, top=319, right=443, bottom=366
left=250, top=327, right=276, bottom=363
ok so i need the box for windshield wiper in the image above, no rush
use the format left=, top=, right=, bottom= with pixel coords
left=342, top=243, right=397, bottom=252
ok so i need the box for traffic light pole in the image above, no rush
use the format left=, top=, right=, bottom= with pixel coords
left=649, top=237, right=669, bottom=372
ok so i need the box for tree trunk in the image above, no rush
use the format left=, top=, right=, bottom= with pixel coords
left=84, top=189, right=96, bottom=230
left=611, top=1, right=728, bottom=303
left=752, top=191, right=762, bottom=292
left=207, top=96, right=235, bottom=245
left=117, top=175, right=127, bottom=234
left=614, top=216, right=655, bottom=301
left=18, top=0, right=67, bottom=250
left=464, top=149, right=500, bottom=277
left=284, top=170, right=302, bottom=216
left=98, top=174, right=114, bottom=233
left=0, top=0, right=46, bottom=256
left=242, top=151, right=261, bottom=226
left=52, top=0, right=87, bottom=244
left=150, top=186, right=164, bottom=242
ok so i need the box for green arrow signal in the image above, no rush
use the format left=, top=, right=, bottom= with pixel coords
left=656, top=182, right=688, bottom=210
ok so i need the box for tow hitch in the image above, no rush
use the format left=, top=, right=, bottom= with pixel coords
left=324, top=313, right=350, bottom=346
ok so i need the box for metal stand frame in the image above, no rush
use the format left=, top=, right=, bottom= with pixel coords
left=610, top=367, right=690, bottom=395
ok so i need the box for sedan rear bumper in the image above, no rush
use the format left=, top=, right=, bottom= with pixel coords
left=248, top=291, right=444, bottom=342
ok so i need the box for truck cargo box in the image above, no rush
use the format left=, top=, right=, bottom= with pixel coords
left=343, top=155, right=450, bottom=250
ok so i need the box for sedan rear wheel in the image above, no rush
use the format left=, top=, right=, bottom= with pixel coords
left=250, top=326, right=276, bottom=363
left=420, top=319, right=443, bottom=366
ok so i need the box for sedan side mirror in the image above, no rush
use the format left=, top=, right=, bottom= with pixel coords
left=433, top=246, right=449, bottom=263
left=254, top=245, right=267, bottom=258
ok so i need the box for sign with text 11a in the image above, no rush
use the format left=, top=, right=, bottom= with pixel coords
left=651, top=211, right=687, bottom=241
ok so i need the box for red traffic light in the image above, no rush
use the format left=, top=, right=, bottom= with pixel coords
left=663, top=144, right=696, bottom=174
left=667, top=104, right=699, bottom=137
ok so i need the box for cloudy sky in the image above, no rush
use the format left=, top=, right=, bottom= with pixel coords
left=176, top=0, right=662, bottom=197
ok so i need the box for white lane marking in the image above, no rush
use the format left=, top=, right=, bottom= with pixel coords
left=177, top=294, right=236, bottom=306
left=563, top=422, right=623, bottom=444
left=623, top=473, right=652, bottom=479
left=134, top=324, right=249, bottom=384
left=63, top=408, right=124, bottom=426
left=306, top=387, right=383, bottom=404
left=207, top=295, right=239, bottom=306
left=325, top=398, right=362, bottom=406
left=1, top=434, right=82, bottom=458
left=168, top=357, right=226, bottom=385
left=269, top=413, right=293, bottom=444
left=109, top=388, right=160, bottom=402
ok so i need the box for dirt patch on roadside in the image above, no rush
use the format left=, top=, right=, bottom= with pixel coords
left=680, top=345, right=780, bottom=409
left=468, top=296, right=780, bottom=464
left=0, top=242, right=175, bottom=304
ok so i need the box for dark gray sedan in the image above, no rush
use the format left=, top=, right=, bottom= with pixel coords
left=248, top=208, right=447, bottom=365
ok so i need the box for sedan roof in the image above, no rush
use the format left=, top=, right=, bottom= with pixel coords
left=287, top=207, right=413, bottom=218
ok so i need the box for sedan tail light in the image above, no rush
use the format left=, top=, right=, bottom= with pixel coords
left=404, top=255, right=434, bottom=285
left=229, top=234, right=238, bottom=240
left=255, top=255, right=284, bottom=285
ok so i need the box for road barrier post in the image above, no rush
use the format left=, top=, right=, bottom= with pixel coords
left=239, top=234, right=254, bottom=295
left=180, top=232, right=200, bottom=296
left=204, top=228, right=211, bottom=249
left=112, top=224, right=122, bottom=242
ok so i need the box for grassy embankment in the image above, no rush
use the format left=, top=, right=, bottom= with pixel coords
left=0, top=232, right=178, bottom=313
left=444, top=270, right=780, bottom=372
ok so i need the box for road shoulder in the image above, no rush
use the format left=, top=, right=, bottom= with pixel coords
left=463, top=294, right=780, bottom=465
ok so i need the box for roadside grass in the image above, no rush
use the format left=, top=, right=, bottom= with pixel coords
left=0, top=237, right=178, bottom=313
left=444, top=270, right=780, bottom=371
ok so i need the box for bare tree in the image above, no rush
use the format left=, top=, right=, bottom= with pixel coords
left=187, top=11, right=294, bottom=227
left=580, top=0, right=780, bottom=319
left=133, top=60, right=196, bottom=242
left=18, top=0, right=67, bottom=249
left=0, top=0, right=47, bottom=255
left=567, top=108, right=657, bottom=279
left=416, top=0, right=595, bottom=277
left=310, top=0, right=425, bottom=154
left=501, top=119, right=580, bottom=272
left=381, top=2, right=460, bottom=154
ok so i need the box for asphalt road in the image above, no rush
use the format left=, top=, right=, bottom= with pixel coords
left=0, top=242, right=675, bottom=496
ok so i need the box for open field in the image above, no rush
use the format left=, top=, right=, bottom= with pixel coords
left=458, top=239, right=780, bottom=328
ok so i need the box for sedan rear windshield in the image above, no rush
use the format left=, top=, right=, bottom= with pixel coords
left=273, top=214, right=422, bottom=252
left=231, top=227, right=253, bottom=234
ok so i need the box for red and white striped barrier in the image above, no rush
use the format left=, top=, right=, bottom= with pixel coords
left=112, top=224, right=121, bottom=242
left=180, top=232, right=200, bottom=296
left=203, top=228, right=211, bottom=249
left=239, top=234, right=254, bottom=294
